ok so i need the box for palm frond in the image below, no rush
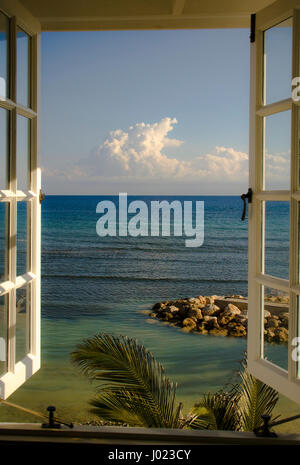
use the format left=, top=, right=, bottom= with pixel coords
left=89, top=390, right=152, bottom=427
left=71, top=333, right=180, bottom=428
left=190, top=390, right=240, bottom=431
left=236, top=361, right=279, bottom=431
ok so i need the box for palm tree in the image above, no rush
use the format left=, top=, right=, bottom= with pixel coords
left=71, top=333, right=279, bottom=430
left=236, top=361, right=280, bottom=431
left=190, top=361, right=279, bottom=431
left=71, top=333, right=182, bottom=428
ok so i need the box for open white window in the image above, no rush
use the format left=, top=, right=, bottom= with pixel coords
left=0, top=1, right=41, bottom=399
left=248, top=0, right=300, bottom=403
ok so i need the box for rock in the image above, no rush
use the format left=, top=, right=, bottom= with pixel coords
left=191, top=298, right=206, bottom=309
left=274, top=327, right=288, bottom=343
left=168, top=305, right=179, bottom=314
left=266, top=318, right=279, bottom=329
left=195, top=296, right=207, bottom=306
left=218, top=306, right=241, bottom=326
left=211, top=294, right=222, bottom=300
left=203, top=316, right=219, bottom=329
left=182, top=318, right=197, bottom=329
left=223, top=304, right=241, bottom=316
left=197, top=323, right=208, bottom=334
left=237, top=317, right=248, bottom=327
left=152, top=302, right=164, bottom=311
left=209, top=328, right=228, bottom=336
left=178, top=305, right=190, bottom=319
left=147, top=295, right=288, bottom=343
left=227, top=322, right=247, bottom=337
left=280, top=313, right=289, bottom=329
left=187, top=308, right=203, bottom=320
left=181, top=326, right=193, bottom=333
left=265, top=328, right=276, bottom=342
left=202, top=304, right=220, bottom=317
left=163, top=312, right=173, bottom=321
left=218, top=314, right=232, bottom=326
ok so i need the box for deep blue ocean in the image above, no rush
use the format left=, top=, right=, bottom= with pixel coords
left=1, top=195, right=296, bottom=427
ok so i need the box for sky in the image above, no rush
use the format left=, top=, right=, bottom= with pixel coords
left=41, top=27, right=291, bottom=195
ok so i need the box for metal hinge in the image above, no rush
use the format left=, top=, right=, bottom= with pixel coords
left=39, top=189, right=45, bottom=203
left=250, top=14, right=256, bottom=43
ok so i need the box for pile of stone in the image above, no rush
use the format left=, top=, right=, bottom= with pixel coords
left=146, top=295, right=289, bottom=344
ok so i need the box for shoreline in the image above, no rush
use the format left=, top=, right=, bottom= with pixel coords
left=142, top=294, right=289, bottom=344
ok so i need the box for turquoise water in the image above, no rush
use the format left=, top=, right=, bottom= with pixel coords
left=1, top=195, right=297, bottom=431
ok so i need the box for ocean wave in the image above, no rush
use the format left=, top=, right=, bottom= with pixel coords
left=42, top=243, right=248, bottom=255
left=42, top=274, right=247, bottom=284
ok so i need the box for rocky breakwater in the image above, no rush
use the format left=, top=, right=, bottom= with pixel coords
left=146, top=295, right=289, bottom=344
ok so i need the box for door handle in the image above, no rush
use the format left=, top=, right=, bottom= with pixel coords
left=241, top=188, right=252, bottom=221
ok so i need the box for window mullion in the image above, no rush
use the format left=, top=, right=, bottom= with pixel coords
left=289, top=9, right=300, bottom=381
left=7, top=16, right=16, bottom=374
left=29, top=33, right=40, bottom=359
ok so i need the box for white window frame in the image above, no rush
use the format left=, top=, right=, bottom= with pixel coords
left=1, top=0, right=300, bottom=411
left=247, top=0, right=300, bottom=403
left=0, top=1, right=41, bottom=399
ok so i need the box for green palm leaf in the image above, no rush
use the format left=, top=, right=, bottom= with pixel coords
left=190, top=390, right=240, bottom=431
left=71, top=334, right=180, bottom=428
left=236, top=361, right=279, bottom=431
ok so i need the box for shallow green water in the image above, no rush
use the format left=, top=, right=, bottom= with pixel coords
left=2, top=306, right=299, bottom=434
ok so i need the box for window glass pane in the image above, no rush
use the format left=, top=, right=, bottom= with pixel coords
left=17, top=115, right=30, bottom=192
left=0, top=202, right=8, bottom=282
left=264, top=110, right=290, bottom=190
left=17, top=28, right=30, bottom=107
left=16, top=284, right=30, bottom=363
left=264, top=18, right=292, bottom=104
left=0, top=107, right=9, bottom=189
left=263, top=286, right=289, bottom=371
left=17, top=201, right=30, bottom=276
left=0, top=293, right=8, bottom=375
left=0, top=11, right=9, bottom=99
left=264, top=201, right=289, bottom=280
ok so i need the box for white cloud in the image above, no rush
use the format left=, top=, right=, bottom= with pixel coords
left=69, top=117, right=249, bottom=181
left=193, top=146, right=248, bottom=180
left=43, top=117, right=290, bottom=193
left=78, top=117, right=184, bottom=178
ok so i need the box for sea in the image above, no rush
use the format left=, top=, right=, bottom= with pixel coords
left=1, top=195, right=299, bottom=432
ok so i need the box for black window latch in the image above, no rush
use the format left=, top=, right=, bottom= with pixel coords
left=42, top=405, right=74, bottom=429
left=241, top=188, right=253, bottom=221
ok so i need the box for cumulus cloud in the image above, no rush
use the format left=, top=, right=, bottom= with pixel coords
left=43, top=117, right=289, bottom=192
left=67, top=117, right=249, bottom=181
left=194, top=146, right=248, bottom=180
left=78, top=117, right=185, bottom=178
